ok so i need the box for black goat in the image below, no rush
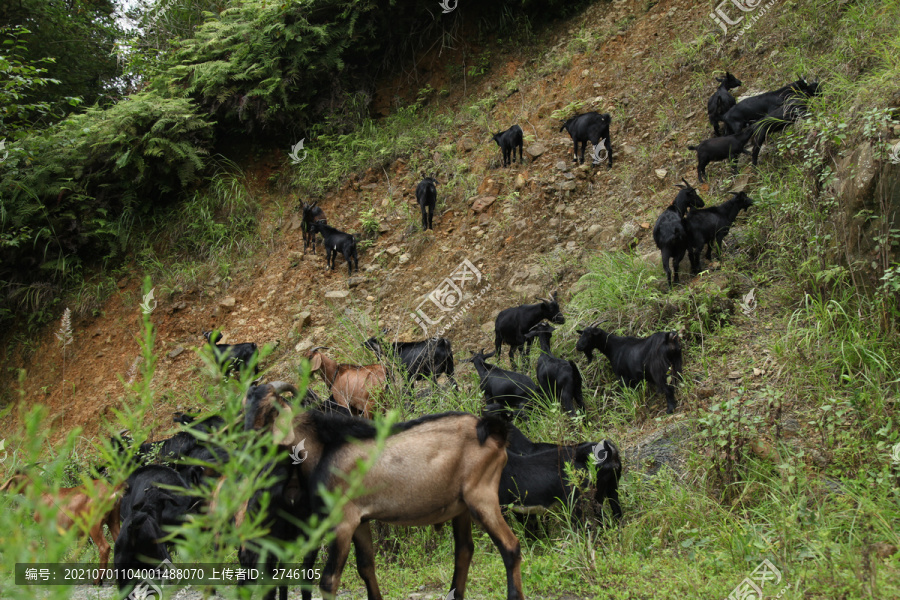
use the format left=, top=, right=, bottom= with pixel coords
left=500, top=425, right=621, bottom=526
left=707, top=72, right=742, bottom=136
left=172, top=412, right=227, bottom=434
left=493, top=124, right=524, bottom=167
left=722, top=76, right=817, bottom=135
left=311, top=220, right=358, bottom=276
left=301, top=201, right=327, bottom=254
left=559, top=112, right=613, bottom=167
left=688, top=126, right=755, bottom=183
left=522, top=323, right=584, bottom=416
left=494, top=291, right=565, bottom=367
left=238, top=455, right=308, bottom=600
left=652, top=179, right=706, bottom=287
left=750, top=100, right=809, bottom=166
left=115, top=492, right=172, bottom=592
left=575, top=327, right=683, bottom=414
left=415, top=177, right=438, bottom=231
left=203, top=330, right=260, bottom=377
left=363, top=334, right=457, bottom=388
left=119, top=464, right=199, bottom=527
left=685, top=191, right=753, bottom=274
left=465, top=349, right=537, bottom=417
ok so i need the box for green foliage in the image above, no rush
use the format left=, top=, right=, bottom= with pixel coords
left=0, top=91, right=214, bottom=327
left=0, top=0, right=122, bottom=115
left=0, top=26, right=68, bottom=138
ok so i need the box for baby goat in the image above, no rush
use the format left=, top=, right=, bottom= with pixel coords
left=493, top=124, right=524, bottom=167
left=652, top=179, right=705, bottom=287
left=685, top=191, right=754, bottom=274
left=688, top=126, right=755, bottom=183
left=522, top=322, right=584, bottom=416
left=311, top=221, right=359, bottom=276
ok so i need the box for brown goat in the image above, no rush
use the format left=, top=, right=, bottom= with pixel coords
left=243, top=385, right=525, bottom=600
left=1, top=473, right=122, bottom=584
left=305, top=347, right=387, bottom=419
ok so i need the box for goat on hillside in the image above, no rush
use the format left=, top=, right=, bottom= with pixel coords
left=305, top=348, right=387, bottom=418
left=684, top=191, right=754, bottom=274
left=415, top=177, right=438, bottom=231
left=652, top=179, right=705, bottom=287
left=203, top=330, right=260, bottom=377
left=688, top=127, right=755, bottom=183
left=576, top=326, right=683, bottom=414
left=494, top=291, right=565, bottom=368
left=722, top=76, right=818, bottom=135
left=311, top=221, right=359, bottom=276
left=493, top=124, right=524, bottom=167
left=707, top=72, right=742, bottom=136
left=363, top=333, right=457, bottom=388
left=464, top=349, right=537, bottom=417
left=1, top=473, right=121, bottom=585
left=242, top=391, right=525, bottom=600
left=560, top=112, right=613, bottom=167
left=522, top=323, right=584, bottom=416
left=301, top=201, right=327, bottom=254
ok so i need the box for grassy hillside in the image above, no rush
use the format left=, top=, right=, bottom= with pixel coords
left=2, top=0, right=900, bottom=598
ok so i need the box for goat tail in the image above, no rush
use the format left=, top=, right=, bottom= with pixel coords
left=476, top=414, right=509, bottom=447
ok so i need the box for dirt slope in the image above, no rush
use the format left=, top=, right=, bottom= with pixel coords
left=1, top=0, right=778, bottom=447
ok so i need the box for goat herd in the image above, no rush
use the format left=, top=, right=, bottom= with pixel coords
left=0, top=72, right=817, bottom=600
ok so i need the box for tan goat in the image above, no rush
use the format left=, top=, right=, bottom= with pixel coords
left=1, top=473, right=122, bottom=584
left=305, top=347, right=387, bottom=419
left=243, top=384, right=525, bottom=600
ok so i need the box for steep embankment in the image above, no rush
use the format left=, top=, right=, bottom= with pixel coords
left=3, top=0, right=756, bottom=441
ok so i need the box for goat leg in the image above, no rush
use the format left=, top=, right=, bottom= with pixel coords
left=353, top=523, right=383, bottom=600
left=450, top=512, right=475, bottom=599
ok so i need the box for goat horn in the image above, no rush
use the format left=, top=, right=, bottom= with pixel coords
left=308, top=346, right=330, bottom=354
left=269, top=381, right=299, bottom=396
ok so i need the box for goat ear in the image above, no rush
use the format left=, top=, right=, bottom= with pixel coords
left=575, top=329, right=583, bottom=335
left=309, top=353, right=322, bottom=371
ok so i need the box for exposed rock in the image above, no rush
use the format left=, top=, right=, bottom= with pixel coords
left=525, top=144, right=548, bottom=158
left=398, top=253, right=411, bottom=265
left=347, top=277, right=366, bottom=288
left=555, top=160, right=569, bottom=171
left=655, top=168, right=668, bottom=180
left=470, top=196, right=497, bottom=213
left=622, top=422, right=692, bottom=478
left=514, top=174, right=527, bottom=189
left=295, top=311, right=312, bottom=328
left=477, top=178, right=502, bottom=196
left=386, top=245, right=401, bottom=256
left=481, top=321, right=495, bottom=334
left=559, top=180, right=577, bottom=191
left=167, top=347, right=185, bottom=359
left=325, top=290, right=350, bottom=299
left=623, top=145, right=637, bottom=155
left=294, top=339, right=313, bottom=353
left=220, top=296, right=236, bottom=308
